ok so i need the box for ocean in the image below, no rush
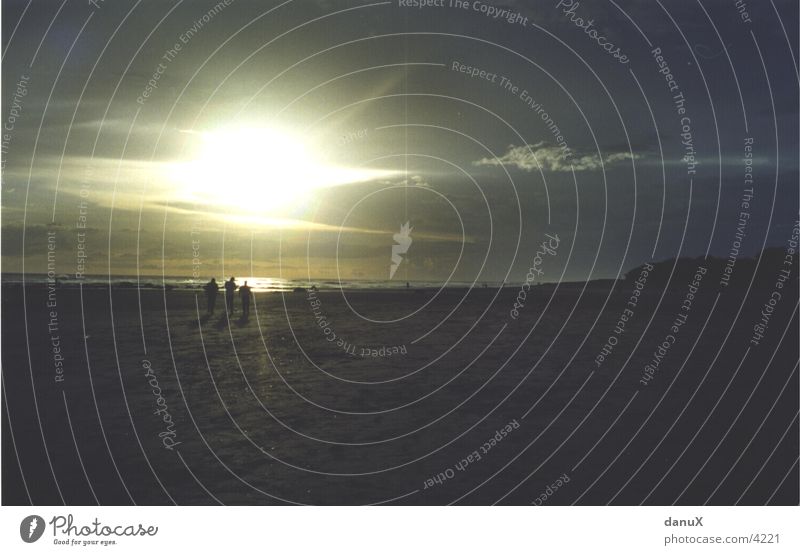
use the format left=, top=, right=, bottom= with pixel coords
left=1, top=273, right=502, bottom=292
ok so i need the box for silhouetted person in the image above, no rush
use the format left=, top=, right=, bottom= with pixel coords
left=203, top=278, right=218, bottom=314
left=240, top=281, right=252, bottom=320
left=224, top=276, right=238, bottom=314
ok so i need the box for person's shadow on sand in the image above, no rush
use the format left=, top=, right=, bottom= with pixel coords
left=213, top=314, right=229, bottom=330
left=191, top=312, right=246, bottom=330
left=188, top=313, right=212, bottom=328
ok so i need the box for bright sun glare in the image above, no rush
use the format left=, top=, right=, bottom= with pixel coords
left=173, top=126, right=395, bottom=214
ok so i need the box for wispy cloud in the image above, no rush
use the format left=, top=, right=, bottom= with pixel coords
left=473, top=142, right=640, bottom=172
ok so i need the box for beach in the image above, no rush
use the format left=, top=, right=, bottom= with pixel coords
left=2, top=278, right=797, bottom=505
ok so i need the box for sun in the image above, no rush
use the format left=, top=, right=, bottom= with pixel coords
left=172, top=126, right=396, bottom=214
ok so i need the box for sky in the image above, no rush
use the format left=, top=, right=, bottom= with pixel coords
left=2, top=0, right=798, bottom=283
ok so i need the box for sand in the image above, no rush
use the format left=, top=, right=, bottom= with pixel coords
left=2, top=280, right=797, bottom=505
